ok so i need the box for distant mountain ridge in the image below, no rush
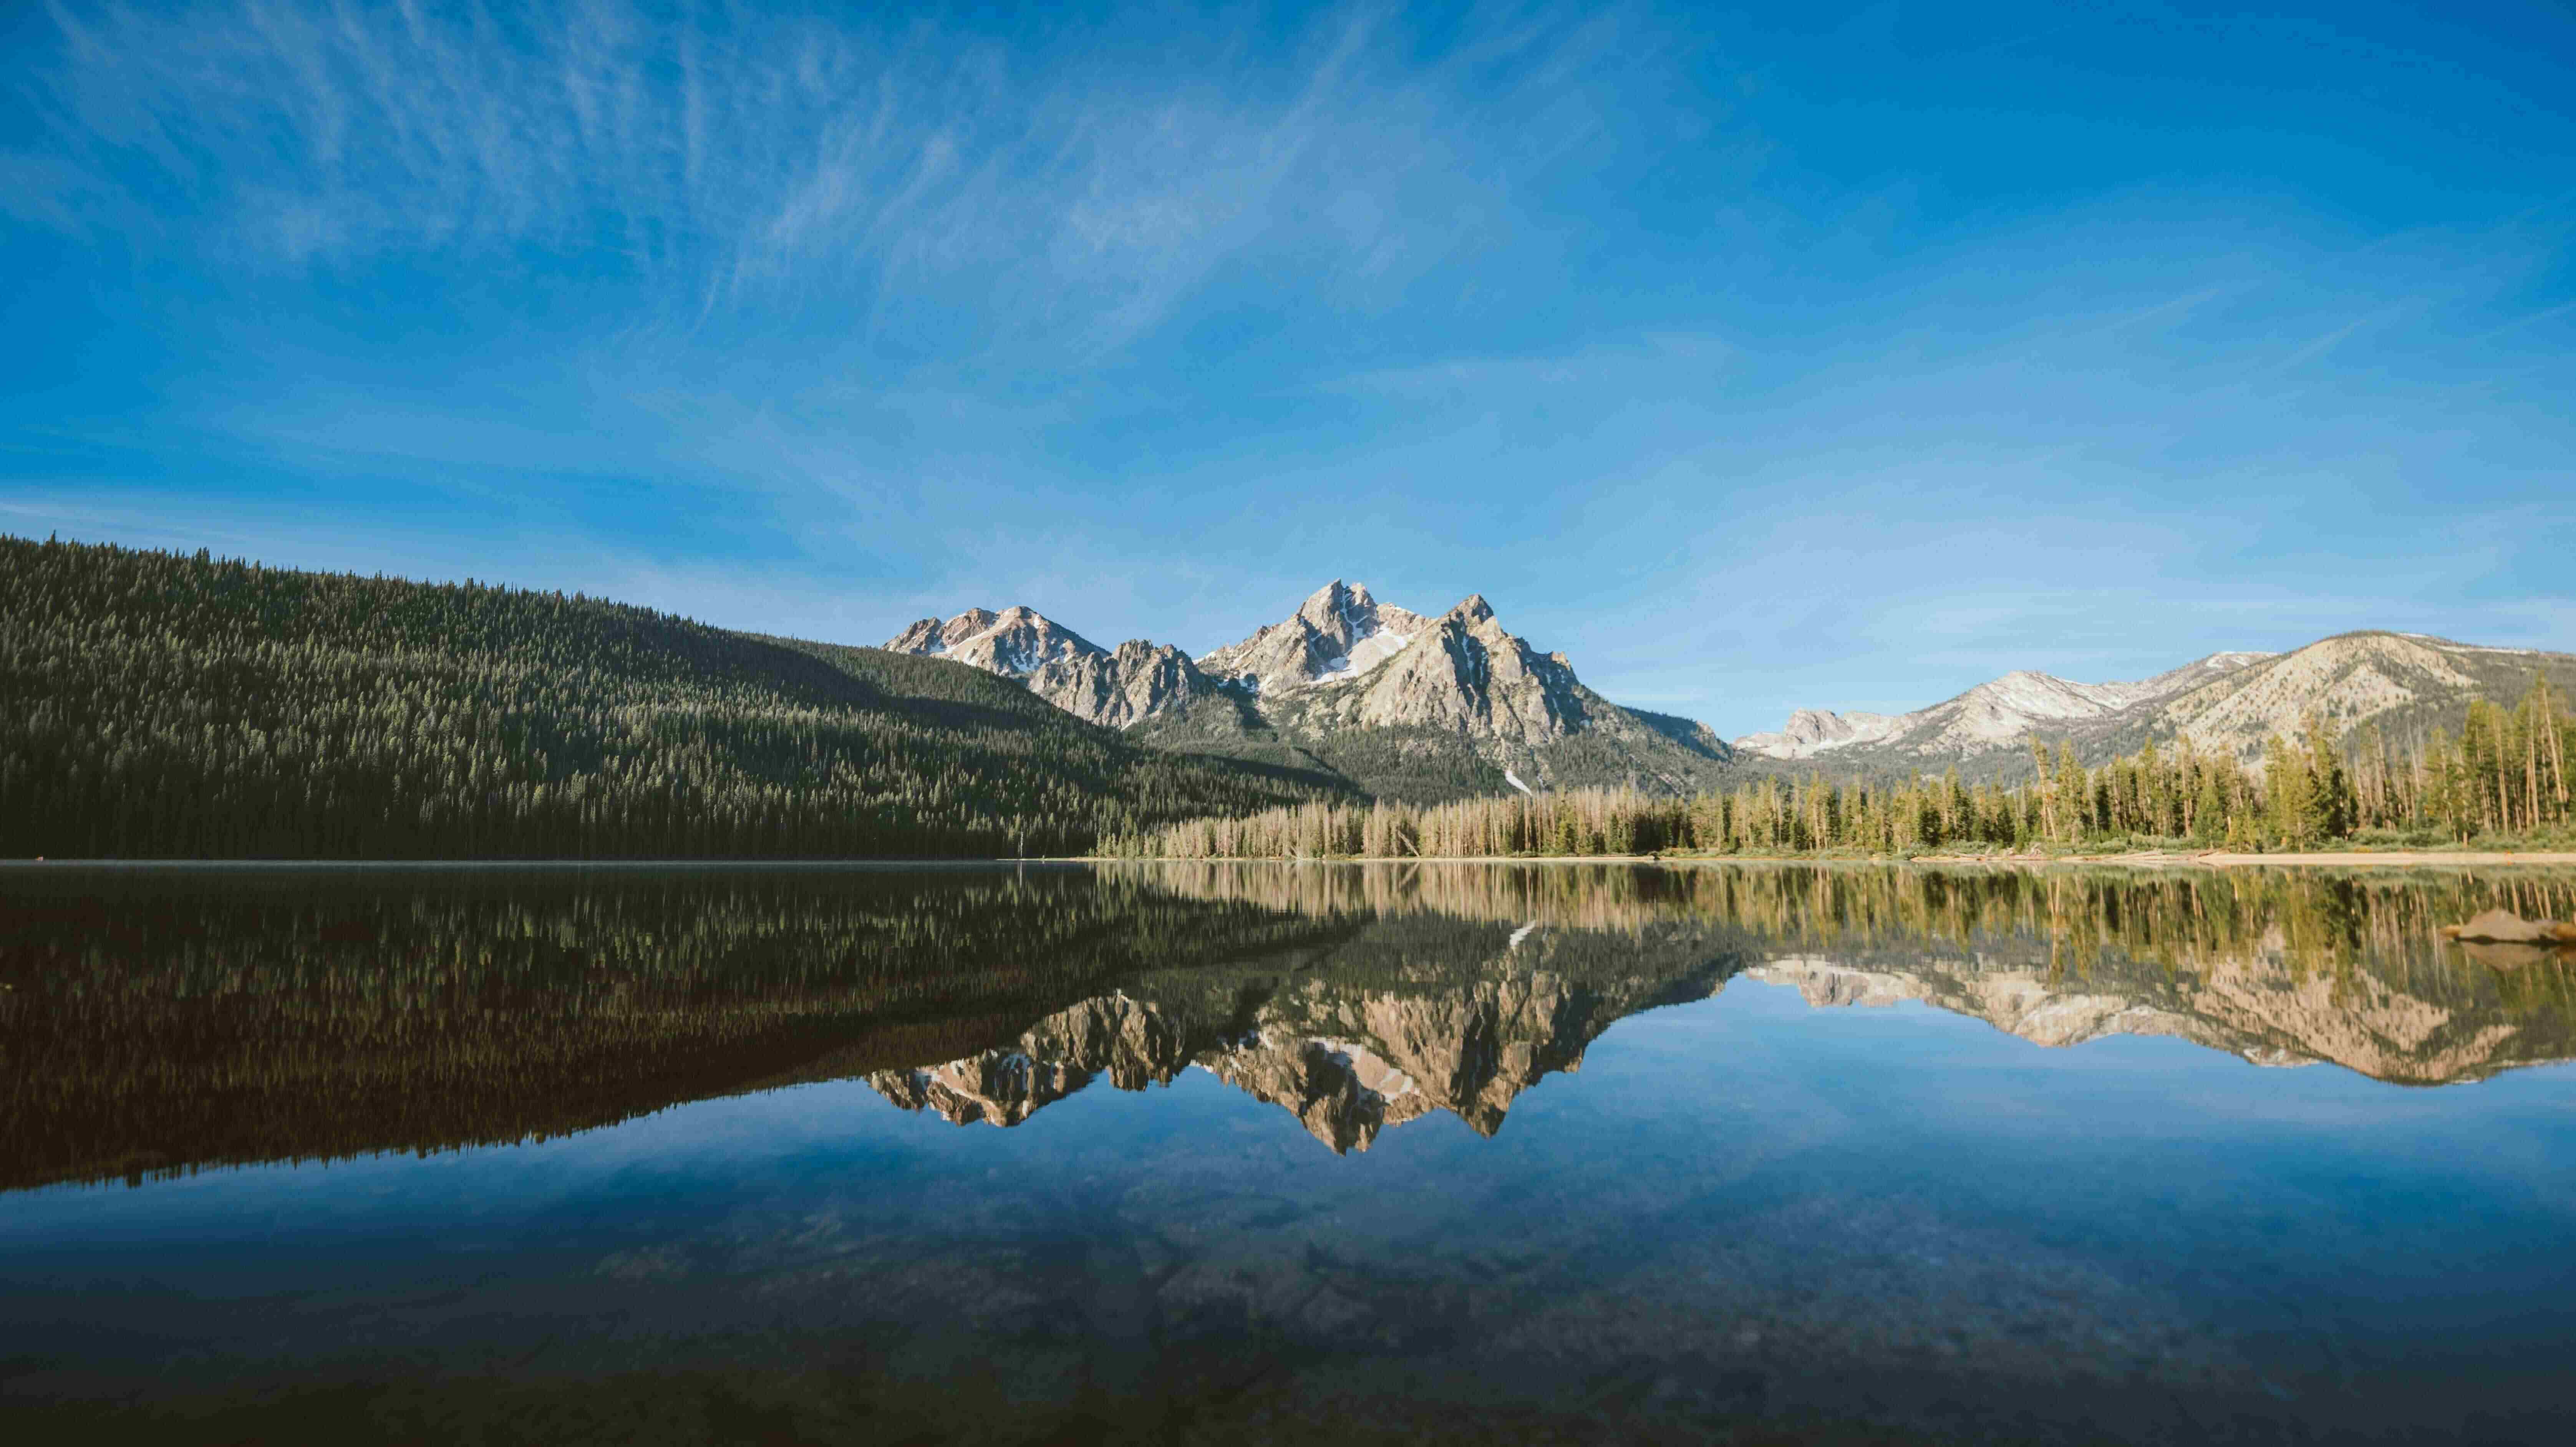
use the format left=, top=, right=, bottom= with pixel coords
left=2140, top=631, right=2576, bottom=766
left=887, top=581, right=1735, bottom=801
left=1736, top=632, right=2576, bottom=780
left=1736, top=652, right=2273, bottom=764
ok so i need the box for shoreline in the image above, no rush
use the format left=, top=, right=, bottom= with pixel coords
left=8, top=851, right=2575, bottom=871
left=1095, top=850, right=2576, bottom=868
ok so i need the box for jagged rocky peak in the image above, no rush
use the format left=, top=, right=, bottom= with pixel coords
left=1741, top=631, right=2576, bottom=778
left=1197, top=579, right=1433, bottom=695
left=1446, top=592, right=1495, bottom=626
left=1027, top=638, right=1218, bottom=730
left=1194, top=581, right=1584, bottom=731
left=1327, top=590, right=1588, bottom=743
left=883, top=603, right=1222, bottom=728
left=884, top=609, right=992, bottom=655
left=882, top=604, right=1104, bottom=677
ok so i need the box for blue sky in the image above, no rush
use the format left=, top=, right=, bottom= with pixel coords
left=4, top=0, right=2572, bottom=736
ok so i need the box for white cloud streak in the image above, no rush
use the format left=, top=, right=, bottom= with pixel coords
left=10, top=0, right=1640, bottom=361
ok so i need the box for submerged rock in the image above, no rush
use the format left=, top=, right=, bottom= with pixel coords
left=2458, top=940, right=2573, bottom=970
left=2441, top=909, right=2576, bottom=945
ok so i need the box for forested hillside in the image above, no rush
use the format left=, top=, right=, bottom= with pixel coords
left=0, top=536, right=1353, bottom=859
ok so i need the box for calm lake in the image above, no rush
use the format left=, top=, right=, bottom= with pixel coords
left=4, top=861, right=2574, bottom=1445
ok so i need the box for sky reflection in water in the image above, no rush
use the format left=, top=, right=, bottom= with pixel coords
left=3, top=862, right=2574, bottom=1445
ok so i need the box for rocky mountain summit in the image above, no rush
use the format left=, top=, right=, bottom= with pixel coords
left=1257, top=589, right=1590, bottom=745
left=882, top=605, right=1218, bottom=728
left=888, top=581, right=1734, bottom=800
left=1195, top=580, right=1432, bottom=696
left=883, top=604, right=1103, bottom=677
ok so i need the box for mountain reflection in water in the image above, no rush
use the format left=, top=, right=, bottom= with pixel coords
left=5, top=862, right=2576, bottom=1446
left=873, top=863, right=2576, bottom=1156
left=6, top=862, right=2575, bottom=1190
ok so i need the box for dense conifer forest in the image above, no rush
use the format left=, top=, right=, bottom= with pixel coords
left=0, top=536, right=1355, bottom=859
left=1114, top=684, right=2576, bottom=858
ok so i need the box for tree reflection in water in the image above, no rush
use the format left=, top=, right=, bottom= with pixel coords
left=6, top=862, right=2571, bottom=1190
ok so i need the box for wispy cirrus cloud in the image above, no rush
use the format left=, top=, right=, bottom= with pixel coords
left=8, top=1, right=1657, bottom=361
left=10, top=0, right=2568, bottom=735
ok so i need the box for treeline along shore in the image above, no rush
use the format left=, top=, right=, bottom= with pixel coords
left=1108, top=685, right=2576, bottom=860
left=0, top=536, right=1354, bottom=859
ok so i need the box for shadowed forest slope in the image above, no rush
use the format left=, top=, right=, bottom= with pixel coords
left=0, top=536, right=1356, bottom=859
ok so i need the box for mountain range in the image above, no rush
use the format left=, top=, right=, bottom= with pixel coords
left=887, top=575, right=2576, bottom=793
left=886, top=581, right=1734, bottom=801
left=1732, top=631, right=2576, bottom=781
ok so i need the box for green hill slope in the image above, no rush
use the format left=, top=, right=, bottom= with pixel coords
left=0, top=536, right=1355, bottom=858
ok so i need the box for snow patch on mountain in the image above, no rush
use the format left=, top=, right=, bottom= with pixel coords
left=1316, top=625, right=1417, bottom=683
left=1196, top=581, right=1434, bottom=699
left=884, top=605, right=1104, bottom=678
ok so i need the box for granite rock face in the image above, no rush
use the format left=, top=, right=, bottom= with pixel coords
left=2150, top=632, right=2576, bottom=766
left=884, top=605, right=1103, bottom=676
left=1303, top=594, right=1586, bottom=743
left=1184, top=584, right=1732, bottom=793
left=1196, top=580, right=1433, bottom=697
left=882, top=607, right=1218, bottom=729
left=1026, top=639, right=1220, bottom=730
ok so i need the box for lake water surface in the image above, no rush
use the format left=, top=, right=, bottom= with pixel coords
left=4, top=861, right=2574, bottom=1445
